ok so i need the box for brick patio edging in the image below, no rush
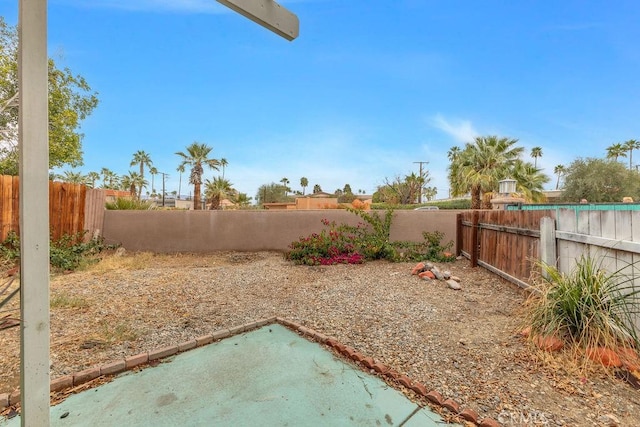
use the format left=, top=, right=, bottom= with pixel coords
left=0, top=317, right=501, bottom=426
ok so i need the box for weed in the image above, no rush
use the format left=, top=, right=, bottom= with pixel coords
left=50, top=293, right=90, bottom=309
left=105, top=198, right=154, bottom=210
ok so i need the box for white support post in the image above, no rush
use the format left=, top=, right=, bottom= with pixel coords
left=540, top=217, right=557, bottom=279
left=19, top=1, right=51, bottom=426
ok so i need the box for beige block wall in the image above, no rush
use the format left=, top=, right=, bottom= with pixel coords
left=102, top=209, right=459, bottom=253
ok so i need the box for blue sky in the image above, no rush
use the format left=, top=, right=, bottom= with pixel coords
left=1, top=0, right=639, bottom=200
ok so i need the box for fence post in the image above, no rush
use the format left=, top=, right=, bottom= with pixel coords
left=540, top=216, right=557, bottom=278
left=471, top=210, right=479, bottom=267
left=455, top=213, right=462, bottom=256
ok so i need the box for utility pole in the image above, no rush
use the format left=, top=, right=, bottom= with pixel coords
left=413, top=161, right=428, bottom=204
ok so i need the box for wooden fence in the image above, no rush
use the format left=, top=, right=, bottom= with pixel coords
left=459, top=208, right=640, bottom=292
left=0, top=175, right=98, bottom=242
left=458, top=210, right=556, bottom=289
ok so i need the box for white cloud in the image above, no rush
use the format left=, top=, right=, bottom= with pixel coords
left=429, top=114, right=478, bottom=144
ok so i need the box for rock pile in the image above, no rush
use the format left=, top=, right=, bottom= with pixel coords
left=411, top=262, right=462, bottom=290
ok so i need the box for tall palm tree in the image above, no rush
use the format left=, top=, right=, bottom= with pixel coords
left=149, top=166, right=158, bottom=196
left=447, top=146, right=461, bottom=162
left=86, top=171, right=100, bottom=188
left=130, top=150, right=153, bottom=199
left=623, top=139, right=640, bottom=170
left=606, top=143, right=627, bottom=162
left=176, top=164, right=185, bottom=199
left=280, top=177, right=290, bottom=196
left=219, top=158, right=228, bottom=179
left=300, top=176, right=308, bottom=195
left=449, top=136, right=524, bottom=209
left=204, top=177, right=236, bottom=210
left=530, top=146, right=543, bottom=168
left=553, top=164, right=566, bottom=190
left=175, top=142, right=220, bottom=210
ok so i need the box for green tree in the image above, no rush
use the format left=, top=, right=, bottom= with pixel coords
left=56, top=170, right=87, bottom=184
left=220, top=157, right=228, bottom=179
left=511, top=160, right=549, bottom=203
left=204, top=176, right=236, bottom=210
left=561, top=157, right=640, bottom=203
left=375, top=172, right=429, bottom=205
left=100, top=167, right=119, bottom=189
left=313, top=184, right=322, bottom=194
left=623, top=139, right=640, bottom=170
left=175, top=142, right=219, bottom=210
left=553, top=164, right=566, bottom=190
left=235, top=192, right=252, bottom=207
left=300, top=176, right=308, bottom=195
left=256, top=182, right=290, bottom=206
left=530, top=146, right=543, bottom=168
left=120, top=171, right=147, bottom=199
left=149, top=166, right=158, bottom=196
left=86, top=171, right=100, bottom=188
left=343, top=183, right=353, bottom=194
left=606, top=143, right=627, bottom=162
left=448, top=136, right=524, bottom=209
left=176, top=164, right=185, bottom=199
left=0, top=18, right=98, bottom=174
left=130, top=150, right=153, bottom=199
left=280, top=177, right=290, bottom=196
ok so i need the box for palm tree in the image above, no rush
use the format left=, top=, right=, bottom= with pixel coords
left=121, top=171, right=147, bottom=199
left=530, top=146, right=543, bottom=168
left=300, top=177, right=308, bottom=195
left=449, top=136, right=524, bottom=209
left=553, top=164, right=566, bottom=190
left=512, top=160, right=549, bottom=203
left=313, top=184, right=322, bottom=194
left=204, top=177, right=236, bottom=210
left=280, top=177, right=290, bottom=196
left=220, top=158, right=228, bottom=179
left=130, top=150, right=153, bottom=199
left=235, top=193, right=252, bottom=207
left=606, top=143, right=627, bottom=162
left=58, top=170, right=87, bottom=184
left=175, top=142, right=220, bottom=210
left=86, top=171, right=100, bottom=188
left=623, top=139, right=640, bottom=170
left=176, top=164, right=185, bottom=199
left=447, top=146, right=461, bottom=162
left=101, top=167, right=119, bottom=189
left=149, top=166, right=158, bottom=196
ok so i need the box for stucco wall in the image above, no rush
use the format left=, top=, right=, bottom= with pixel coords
left=102, top=209, right=458, bottom=253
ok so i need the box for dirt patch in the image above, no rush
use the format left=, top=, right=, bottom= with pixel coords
left=1, top=251, right=639, bottom=426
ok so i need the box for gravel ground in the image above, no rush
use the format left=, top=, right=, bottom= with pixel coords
left=1, top=251, right=639, bottom=426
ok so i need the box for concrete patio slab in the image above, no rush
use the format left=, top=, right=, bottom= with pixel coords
left=1, top=324, right=458, bottom=426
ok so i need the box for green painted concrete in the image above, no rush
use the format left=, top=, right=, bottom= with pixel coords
left=2, top=324, right=458, bottom=426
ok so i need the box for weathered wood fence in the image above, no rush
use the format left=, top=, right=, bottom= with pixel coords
left=0, top=175, right=104, bottom=242
left=459, top=208, right=640, bottom=291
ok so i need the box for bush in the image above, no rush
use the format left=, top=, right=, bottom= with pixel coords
left=525, top=254, right=640, bottom=365
left=106, top=198, right=154, bottom=210
left=285, top=208, right=455, bottom=265
left=0, top=231, right=116, bottom=272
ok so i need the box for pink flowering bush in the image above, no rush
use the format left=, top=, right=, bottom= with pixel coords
left=286, top=218, right=364, bottom=266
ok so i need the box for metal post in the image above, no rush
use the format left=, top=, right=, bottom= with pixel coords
left=19, top=0, right=51, bottom=425
left=159, top=172, right=168, bottom=207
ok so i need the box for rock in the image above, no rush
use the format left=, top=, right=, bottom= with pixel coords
left=597, top=414, right=620, bottom=426
left=410, top=262, right=425, bottom=275
left=431, top=266, right=444, bottom=280
left=442, top=270, right=452, bottom=280
left=115, top=247, right=126, bottom=257
left=419, top=271, right=436, bottom=280
left=534, top=335, right=564, bottom=352
left=447, top=280, right=461, bottom=290
left=424, top=262, right=435, bottom=271
left=586, top=347, right=622, bottom=368
left=450, top=276, right=461, bottom=282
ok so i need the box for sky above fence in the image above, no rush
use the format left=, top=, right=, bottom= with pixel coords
left=1, top=1, right=639, bottom=199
